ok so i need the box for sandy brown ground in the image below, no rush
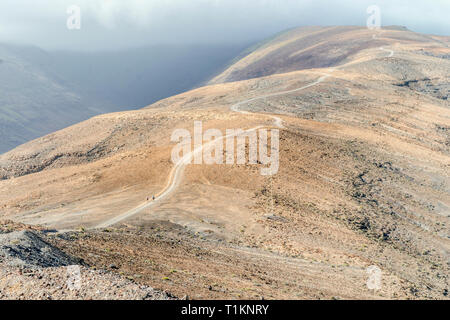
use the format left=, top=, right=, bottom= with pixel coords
left=0, top=221, right=174, bottom=300
left=44, top=222, right=412, bottom=300
left=0, top=27, right=449, bottom=299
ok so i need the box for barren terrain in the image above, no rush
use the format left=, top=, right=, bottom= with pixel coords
left=0, top=26, right=449, bottom=299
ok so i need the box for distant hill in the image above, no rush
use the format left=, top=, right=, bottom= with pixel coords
left=210, top=26, right=450, bottom=84
left=0, top=43, right=245, bottom=153
left=0, top=44, right=103, bottom=154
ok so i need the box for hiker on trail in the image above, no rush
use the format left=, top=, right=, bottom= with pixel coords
left=147, top=197, right=149, bottom=201
left=152, top=195, right=156, bottom=201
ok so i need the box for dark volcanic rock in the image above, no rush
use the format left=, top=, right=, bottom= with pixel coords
left=0, top=230, right=81, bottom=268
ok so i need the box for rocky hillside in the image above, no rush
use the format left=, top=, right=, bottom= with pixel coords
left=0, top=221, right=175, bottom=300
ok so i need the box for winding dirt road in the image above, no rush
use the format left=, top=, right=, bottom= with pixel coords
left=94, top=45, right=394, bottom=229
left=379, top=47, right=395, bottom=57
left=94, top=76, right=328, bottom=229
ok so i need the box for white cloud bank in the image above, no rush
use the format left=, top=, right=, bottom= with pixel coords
left=0, top=0, right=448, bottom=50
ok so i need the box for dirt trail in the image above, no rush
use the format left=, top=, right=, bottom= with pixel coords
left=379, top=47, right=395, bottom=57
left=94, top=76, right=328, bottom=229
left=94, top=45, right=394, bottom=229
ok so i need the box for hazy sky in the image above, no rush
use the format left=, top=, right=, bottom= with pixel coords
left=0, top=0, right=448, bottom=51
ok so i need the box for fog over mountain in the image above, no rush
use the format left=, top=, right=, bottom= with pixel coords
left=0, top=0, right=449, bottom=51
left=0, top=43, right=97, bottom=153
left=50, top=44, right=246, bottom=109
left=0, top=43, right=245, bottom=153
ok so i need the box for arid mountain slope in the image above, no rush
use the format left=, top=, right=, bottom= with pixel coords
left=210, top=26, right=450, bottom=84
left=0, top=26, right=449, bottom=299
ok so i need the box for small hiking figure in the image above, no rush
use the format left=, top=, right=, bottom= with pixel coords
left=146, top=197, right=149, bottom=201
left=152, top=195, right=156, bottom=201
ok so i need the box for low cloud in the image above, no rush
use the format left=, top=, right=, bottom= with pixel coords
left=0, top=0, right=448, bottom=50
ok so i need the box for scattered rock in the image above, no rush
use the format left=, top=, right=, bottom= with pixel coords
left=264, top=214, right=288, bottom=222
left=0, top=231, right=81, bottom=268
